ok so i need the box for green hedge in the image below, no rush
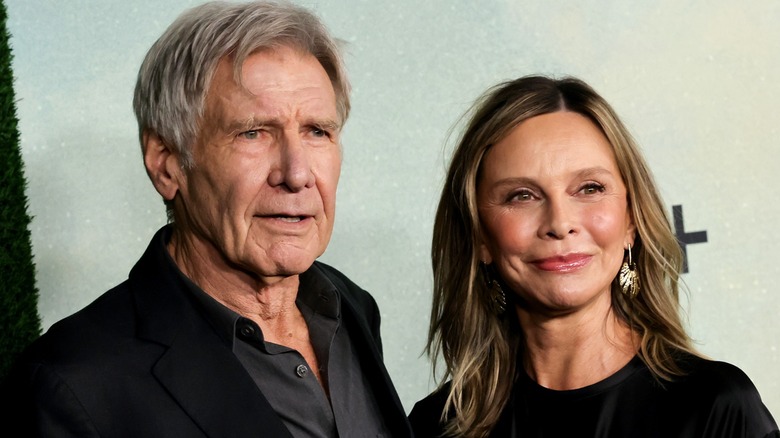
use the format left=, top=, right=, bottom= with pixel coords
left=0, top=0, right=41, bottom=381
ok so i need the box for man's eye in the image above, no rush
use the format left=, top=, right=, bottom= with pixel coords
left=239, top=130, right=260, bottom=140
left=311, top=127, right=329, bottom=138
left=238, top=130, right=260, bottom=140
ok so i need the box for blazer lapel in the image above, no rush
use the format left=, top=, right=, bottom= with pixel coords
left=130, top=226, right=293, bottom=438
left=152, top=320, right=293, bottom=438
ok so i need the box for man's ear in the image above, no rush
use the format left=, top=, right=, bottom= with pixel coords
left=143, top=131, right=183, bottom=201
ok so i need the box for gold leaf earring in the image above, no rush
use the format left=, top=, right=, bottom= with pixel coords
left=619, top=244, right=640, bottom=298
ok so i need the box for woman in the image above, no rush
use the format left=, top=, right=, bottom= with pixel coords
left=410, top=75, right=778, bottom=438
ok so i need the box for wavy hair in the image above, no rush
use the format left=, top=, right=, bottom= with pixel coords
left=427, top=75, right=697, bottom=437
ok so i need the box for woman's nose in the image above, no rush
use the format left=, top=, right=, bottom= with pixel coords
left=540, top=197, right=578, bottom=239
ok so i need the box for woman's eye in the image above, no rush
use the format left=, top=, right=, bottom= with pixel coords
left=580, top=183, right=605, bottom=194
left=508, top=190, right=535, bottom=202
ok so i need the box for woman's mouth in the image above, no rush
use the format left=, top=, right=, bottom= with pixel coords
left=530, top=254, right=592, bottom=272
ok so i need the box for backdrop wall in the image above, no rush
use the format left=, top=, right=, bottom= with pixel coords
left=7, top=0, right=779, bottom=415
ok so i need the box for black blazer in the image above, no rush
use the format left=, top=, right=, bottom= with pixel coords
left=1, top=226, right=412, bottom=437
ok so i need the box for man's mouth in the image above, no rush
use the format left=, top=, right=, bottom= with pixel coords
left=270, top=215, right=306, bottom=223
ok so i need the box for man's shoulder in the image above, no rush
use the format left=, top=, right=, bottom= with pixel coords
left=21, top=281, right=137, bottom=362
left=2, top=280, right=151, bottom=405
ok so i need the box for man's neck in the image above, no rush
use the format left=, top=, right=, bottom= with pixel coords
left=166, top=228, right=301, bottom=324
left=166, top=227, right=326, bottom=385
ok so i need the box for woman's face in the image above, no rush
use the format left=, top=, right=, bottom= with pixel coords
left=477, top=111, right=635, bottom=316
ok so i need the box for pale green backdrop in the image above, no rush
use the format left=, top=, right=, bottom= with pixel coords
left=7, top=0, right=779, bottom=416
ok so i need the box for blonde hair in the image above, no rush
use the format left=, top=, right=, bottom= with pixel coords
left=427, top=75, right=698, bottom=437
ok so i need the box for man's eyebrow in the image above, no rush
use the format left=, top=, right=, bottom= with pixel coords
left=307, top=118, right=341, bottom=131
left=223, top=117, right=342, bottom=135
left=223, top=117, right=276, bottom=135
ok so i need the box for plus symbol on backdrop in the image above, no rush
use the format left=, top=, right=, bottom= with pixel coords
left=672, top=205, right=708, bottom=274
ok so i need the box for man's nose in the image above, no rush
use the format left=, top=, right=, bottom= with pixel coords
left=267, top=130, right=315, bottom=191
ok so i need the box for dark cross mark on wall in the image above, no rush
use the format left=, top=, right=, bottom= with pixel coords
left=672, top=205, right=708, bottom=273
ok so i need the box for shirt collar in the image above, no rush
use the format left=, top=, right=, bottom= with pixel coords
left=161, top=231, right=341, bottom=347
left=298, top=265, right=341, bottom=320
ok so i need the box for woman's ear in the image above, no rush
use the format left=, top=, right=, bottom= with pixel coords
left=479, top=240, right=493, bottom=265
left=625, top=206, right=637, bottom=248
left=143, top=131, right=184, bottom=201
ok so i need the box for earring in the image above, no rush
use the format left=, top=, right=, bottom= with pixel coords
left=480, top=263, right=507, bottom=314
left=619, top=244, right=640, bottom=298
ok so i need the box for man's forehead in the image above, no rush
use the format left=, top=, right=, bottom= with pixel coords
left=201, top=48, right=340, bottom=131
left=227, top=44, right=320, bottom=82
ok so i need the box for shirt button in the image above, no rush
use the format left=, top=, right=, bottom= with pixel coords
left=239, top=324, right=255, bottom=338
left=295, top=364, right=308, bottom=378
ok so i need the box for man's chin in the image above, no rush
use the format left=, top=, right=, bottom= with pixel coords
left=248, top=256, right=317, bottom=280
left=239, top=241, right=325, bottom=277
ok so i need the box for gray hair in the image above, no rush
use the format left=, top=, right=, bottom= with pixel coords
left=132, top=0, right=351, bottom=168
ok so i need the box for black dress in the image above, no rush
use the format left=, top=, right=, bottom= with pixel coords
left=409, top=355, right=779, bottom=438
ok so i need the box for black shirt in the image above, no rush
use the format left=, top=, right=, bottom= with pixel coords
left=178, top=260, right=391, bottom=438
left=410, top=354, right=779, bottom=438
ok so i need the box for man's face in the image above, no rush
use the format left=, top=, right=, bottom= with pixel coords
left=174, top=45, right=341, bottom=282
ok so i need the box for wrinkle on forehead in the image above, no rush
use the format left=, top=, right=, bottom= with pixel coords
left=199, top=47, right=339, bottom=142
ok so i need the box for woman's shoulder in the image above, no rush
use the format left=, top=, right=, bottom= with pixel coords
left=675, top=353, right=763, bottom=394
left=670, top=353, right=779, bottom=436
left=409, top=382, right=452, bottom=437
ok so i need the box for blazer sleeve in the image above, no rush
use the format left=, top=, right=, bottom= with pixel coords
left=2, top=359, right=101, bottom=438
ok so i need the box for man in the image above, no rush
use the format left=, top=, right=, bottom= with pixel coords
left=1, top=2, right=412, bottom=437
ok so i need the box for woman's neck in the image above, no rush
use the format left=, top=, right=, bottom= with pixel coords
left=517, top=298, right=639, bottom=391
